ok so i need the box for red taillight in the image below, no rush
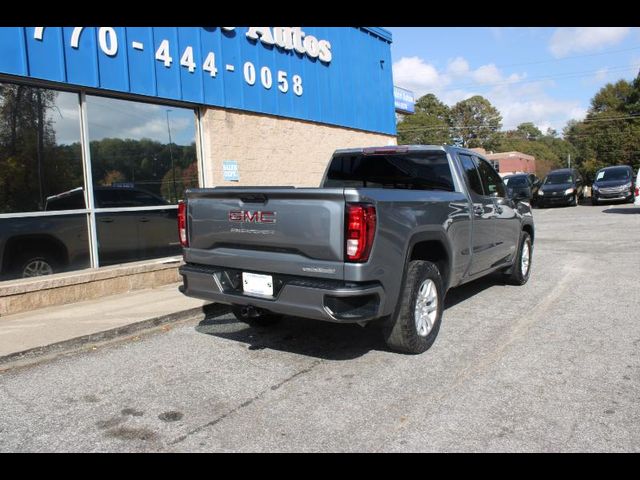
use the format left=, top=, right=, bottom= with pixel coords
left=178, top=200, right=188, bottom=247
left=635, top=186, right=639, bottom=197
left=345, top=203, right=376, bottom=262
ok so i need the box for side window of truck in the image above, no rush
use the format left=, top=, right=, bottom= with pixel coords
left=475, top=158, right=506, bottom=198
left=458, top=153, right=484, bottom=196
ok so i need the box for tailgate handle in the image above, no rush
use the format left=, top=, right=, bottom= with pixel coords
left=240, top=194, right=267, bottom=204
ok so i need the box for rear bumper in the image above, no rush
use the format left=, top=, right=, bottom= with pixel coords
left=179, top=263, right=386, bottom=323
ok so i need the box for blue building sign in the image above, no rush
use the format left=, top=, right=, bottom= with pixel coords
left=394, top=86, right=415, bottom=114
left=0, top=27, right=396, bottom=135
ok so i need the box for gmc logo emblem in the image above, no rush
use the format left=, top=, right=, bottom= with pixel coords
left=228, top=210, right=276, bottom=224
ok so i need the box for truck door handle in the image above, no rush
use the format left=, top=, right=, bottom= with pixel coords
left=139, top=217, right=150, bottom=223
left=99, top=217, right=114, bottom=223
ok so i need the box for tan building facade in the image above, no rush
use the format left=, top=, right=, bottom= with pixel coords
left=200, top=108, right=396, bottom=187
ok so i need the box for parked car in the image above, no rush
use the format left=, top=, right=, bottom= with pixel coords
left=536, top=168, right=584, bottom=207
left=503, top=173, right=540, bottom=203
left=591, top=165, right=635, bottom=205
left=178, top=145, right=535, bottom=354
left=636, top=169, right=640, bottom=207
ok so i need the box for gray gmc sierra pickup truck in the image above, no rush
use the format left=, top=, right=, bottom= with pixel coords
left=178, top=145, right=535, bottom=354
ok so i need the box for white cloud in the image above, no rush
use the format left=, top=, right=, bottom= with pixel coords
left=549, top=27, right=631, bottom=58
left=392, top=55, right=587, bottom=134
left=392, top=56, right=448, bottom=94
left=447, top=57, right=469, bottom=76
left=472, top=64, right=502, bottom=84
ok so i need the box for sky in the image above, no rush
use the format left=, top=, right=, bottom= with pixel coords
left=387, top=27, right=640, bottom=134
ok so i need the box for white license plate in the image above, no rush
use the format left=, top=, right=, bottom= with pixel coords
left=242, top=272, right=273, bottom=296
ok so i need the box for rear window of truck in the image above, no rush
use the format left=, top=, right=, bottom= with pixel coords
left=323, top=151, right=454, bottom=191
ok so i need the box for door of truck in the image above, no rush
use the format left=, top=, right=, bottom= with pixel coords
left=474, top=157, right=520, bottom=268
left=457, top=153, right=498, bottom=275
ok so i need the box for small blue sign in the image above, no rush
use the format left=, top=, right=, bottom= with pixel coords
left=223, top=160, right=239, bottom=181
left=394, top=86, right=415, bottom=114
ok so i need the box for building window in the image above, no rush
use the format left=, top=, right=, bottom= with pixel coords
left=0, top=83, right=91, bottom=280
left=0, top=80, right=199, bottom=282
left=85, top=96, right=197, bottom=266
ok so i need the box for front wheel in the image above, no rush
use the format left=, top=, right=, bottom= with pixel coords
left=13, top=252, right=59, bottom=278
left=504, top=231, right=532, bottom=286
left=383, top=260, right=444, bottom=354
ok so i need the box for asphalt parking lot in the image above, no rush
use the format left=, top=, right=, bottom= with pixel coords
left=1, top=201, right=639, bottom=452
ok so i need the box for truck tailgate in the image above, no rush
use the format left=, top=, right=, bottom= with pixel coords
left=186, top=188, right=346, bottom=262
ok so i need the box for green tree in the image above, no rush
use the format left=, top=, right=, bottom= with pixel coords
left=515, top=122, right=542, bottom=141
left=450, top=96, right=502, bottom=149
left=397, top=93, right=452, bottom=145
left=564, top=77, right=640, bottom=179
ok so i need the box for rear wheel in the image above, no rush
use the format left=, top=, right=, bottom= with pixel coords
left=504, top=231, right=532, bottom=286
left=231, top=305, right=282, bottom=327
left=383, top=260, right=443, bottom=354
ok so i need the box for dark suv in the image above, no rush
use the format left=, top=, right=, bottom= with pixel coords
left=537, top=168, right=584, bottom=207
left=591, top=165, right=635, bottom=205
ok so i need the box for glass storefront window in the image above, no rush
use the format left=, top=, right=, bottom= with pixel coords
left=0, top=84, right=84, bottom=214
left=85, top=95, right=197, bottom=267
left=0, top=81, right=199, bottom=281
left=86, top=95, right=198, bottom=205
left=0, top=82, right=90, bottom=281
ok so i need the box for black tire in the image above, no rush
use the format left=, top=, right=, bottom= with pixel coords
left=231, top=305, right=282, bottom=327
left=504, top=231, right=532, bottom=286
left=383, top=260, right=444, bottom=354
left=591, top=197, right=598, bottom=206
left=13, top=251, right=59, bottom=278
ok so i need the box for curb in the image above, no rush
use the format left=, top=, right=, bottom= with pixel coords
left=0, top=303, right=228, bottom=370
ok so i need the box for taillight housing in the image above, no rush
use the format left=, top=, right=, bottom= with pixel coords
left=635, top=186, right=639, bottom=197
left=345, top=203, right=376, bottom=262
left=178, top=200, right=188, bottom=247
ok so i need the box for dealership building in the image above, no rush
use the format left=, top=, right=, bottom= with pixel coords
left=0, top=27, right=396, bottom=314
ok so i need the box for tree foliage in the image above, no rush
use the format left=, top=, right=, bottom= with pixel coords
left=449, top=95, right=502, bottom=149
left=397, top=93, right=452, bottom=145
left=563, top=73, right=640, bottom=181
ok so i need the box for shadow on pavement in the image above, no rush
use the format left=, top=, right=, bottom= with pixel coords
left=444, top=272, right=505, bottom=310
left=602, top=207, right=639, bottom=214
left=193, top=274, right=504, bottom=360
left=194, top=303, right=386, bottom=360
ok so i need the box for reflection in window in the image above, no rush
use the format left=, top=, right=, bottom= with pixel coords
left=85, top=96, right=196, bottom=267
left=0, top=83, right=84, bottom=213
left=86, top=96, right=197, bottom=206
left=0, top=214, right=90, bottom=280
